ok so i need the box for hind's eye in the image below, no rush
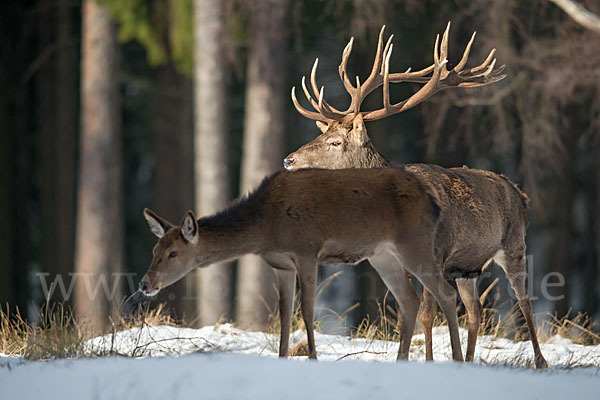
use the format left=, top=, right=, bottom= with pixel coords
left=168, top=251, right=177, bottom=258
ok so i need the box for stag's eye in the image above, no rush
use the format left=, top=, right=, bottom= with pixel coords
left=168, top=251, right=177, bottom=259
left=330, top=141, right=342, bottom=147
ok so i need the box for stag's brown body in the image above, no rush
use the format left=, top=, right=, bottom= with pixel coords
left=285, top=23, right=547, bottom=368
left=140, top=168, right=468, bottom=360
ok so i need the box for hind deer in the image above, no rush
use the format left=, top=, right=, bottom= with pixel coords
left=284, top=23, right=548, bottom=368
left=139, top=168, right=467, bottom=361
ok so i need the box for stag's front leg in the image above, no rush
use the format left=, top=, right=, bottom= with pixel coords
left=456, top=278, right=481, bottom=362
left=275, top=269, right=296, bottom=358
left=297, top=259, right=318, bottom=360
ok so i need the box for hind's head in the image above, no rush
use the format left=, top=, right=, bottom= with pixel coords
left=138, top=208, right=200, bottom=296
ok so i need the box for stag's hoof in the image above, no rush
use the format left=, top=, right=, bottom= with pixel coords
left=535, top=355, right=549, bottom=369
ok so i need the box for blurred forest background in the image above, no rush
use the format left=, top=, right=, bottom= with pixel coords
left=1, top=0, right=599, bottom=334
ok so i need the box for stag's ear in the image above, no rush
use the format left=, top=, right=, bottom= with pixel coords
left=315, top=121, right=328, bottom=133
left=351, top=114, right=368, bottom=145
left=143, top=208, right=173, bottom=238
left=181, top=211, right=199, bottom=245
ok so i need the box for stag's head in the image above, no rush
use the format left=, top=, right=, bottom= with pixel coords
left=284, top=114, right=386, bottom=169
left=139, top=208, right=201, bottom=296
left=284, top=23, right=506, bottom=171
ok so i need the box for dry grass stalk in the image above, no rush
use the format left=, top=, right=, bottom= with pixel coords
left=0, top=300, right=179, bottom=360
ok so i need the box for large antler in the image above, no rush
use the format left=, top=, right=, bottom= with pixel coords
left=291, top=22, right=507, bottom=123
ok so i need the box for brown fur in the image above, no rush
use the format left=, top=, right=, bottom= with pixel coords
left=284, top=23, right=544, bottom=367
left=140, top=168, right=468, bottom=361
left=283, top=116, right=548, bottom=368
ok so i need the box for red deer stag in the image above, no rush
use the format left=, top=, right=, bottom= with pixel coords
left=284, top=23, right=548, bottom=369
left=139, top=167, right=467, bottom=361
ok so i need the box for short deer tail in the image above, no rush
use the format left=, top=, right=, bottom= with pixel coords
left=499, top=174, right=530, bottom=209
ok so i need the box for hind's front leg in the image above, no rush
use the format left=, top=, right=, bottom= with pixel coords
left=275, top=269, right=296, bottom=357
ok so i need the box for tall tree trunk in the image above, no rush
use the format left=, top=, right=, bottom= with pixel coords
left=35, top=0, right=77, bottom=307
left=0, top=57, right=10, bottom=309
left=153, top=63, right=195, bottom=318
left=236, top=0, right=288, bottom=329
left=595, top=161, right=600, bottom=316
left=193, top=0, right=233, bottom=326
left=0, top=0, right=34, bottom=316
left=551, top=125, right=574, bottom=317
left=36, top=0, right=58, bottom=303
left=0, top=2, right=16, bottom=310
left=74, top=0, right=122, bottom=333
left=54, top=0, right=77, bottom=304
left=585, top=162, right=599, bottom=316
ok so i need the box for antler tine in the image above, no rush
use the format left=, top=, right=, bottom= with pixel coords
left=454, top=31, right=476, bottom=72
left=339, top=37, right=357, bottom=95
left=456, top=65, right=507, bottom=88
left=309, top=59, right=320, bottom=100
left=315, top=86, right=345, bottom=120
left=387, top=64, right=435, bottom=83
left=309, top=58, right=344, bottom=114
left=381, top=34, right=394, bottom=74
left=362, top=26, right=387, bottom=91
left=434, top=33, right=441, bottom=65
left=469, top=48, right=496, bottom=74
left=484, top=58, right=497, bottom=76
left=318, top=87, right=324, bottom=110
left=491, top=64, right=506, bottom=75
left=440, top=22, right=450, bottom=63
left=368, top=26, right=386, bottom=79
left=291, top=87, right=330, bottom=122
left=382, top=43, right=393, bottom=109
left=301, top=76, right=319, bottom=110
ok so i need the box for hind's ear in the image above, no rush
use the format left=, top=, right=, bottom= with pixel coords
left=143, top=208, right=173, bottom=238
left=181, top=210, right=199, bottom=245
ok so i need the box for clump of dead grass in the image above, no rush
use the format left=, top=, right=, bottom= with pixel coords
left=352, top=291, right=400, bottom=343
left=348, top=278, right=600, bottom=348
left=538, top=311, right=600, bottom=346
left=0, top=299, right=179, bottom=360
left=0, top=305, right=31, bottom=357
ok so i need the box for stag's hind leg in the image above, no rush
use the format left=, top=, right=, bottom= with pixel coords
left=421, top=289, right=435, bottom=361
left=494, top=249, right=548, bottom=369
left=456, top=278, right=481, bottom=362
left=409, top=266, right=464, bottom=362
left=422, top=279, right=480, bottom=362
left=368, top=254, right=419, bottom=361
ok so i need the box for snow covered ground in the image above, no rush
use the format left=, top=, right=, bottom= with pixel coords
left=1, top=324, right=599, bottom=399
